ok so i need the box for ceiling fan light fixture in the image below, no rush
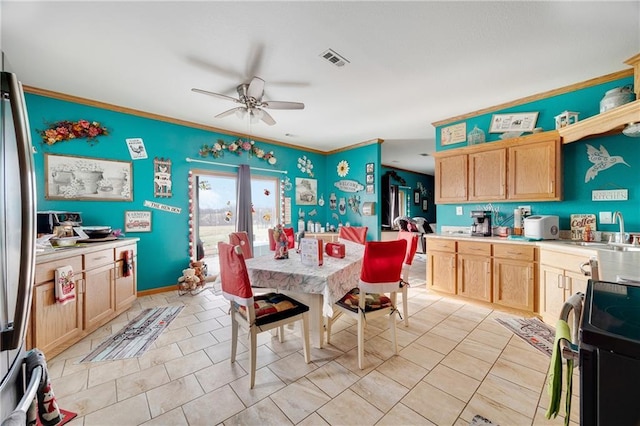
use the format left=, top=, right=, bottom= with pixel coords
left=235, top=108, right=247, bottom=120
left=622, top=122, right=640, bottom=137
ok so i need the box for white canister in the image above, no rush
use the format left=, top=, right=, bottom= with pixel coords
left=307, top=220, right=315, bottom=233
left=298, top=219, right=305, bottom=233
left=315, top=222, right=321, bottom=232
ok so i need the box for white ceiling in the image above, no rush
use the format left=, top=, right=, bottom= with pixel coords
left=2, top=1, right=639, bottom=175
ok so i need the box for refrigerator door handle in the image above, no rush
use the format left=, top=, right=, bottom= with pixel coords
left=13, top=365, right=41, bottom=415
left=0, top=72, right=37, bottom=351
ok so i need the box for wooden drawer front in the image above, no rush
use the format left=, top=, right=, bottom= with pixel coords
left=458, top=241, right=491, bottom=256
left=493, top=244, right=535, bottom=261
left=115, top=244, right=137, bottom=260
left=84, top=249, right=114, bottom=269
left=35, top=256, right=83, bottom=285
left=540, top=250, right=590, bottom=273
left=427, top=239, right=456, bottom=252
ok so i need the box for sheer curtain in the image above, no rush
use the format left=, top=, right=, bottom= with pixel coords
left=236, top=164, right=254, bottom=251
left=390, top=184, right=399, bottom=224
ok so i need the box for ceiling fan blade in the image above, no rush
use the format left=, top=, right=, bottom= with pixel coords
left=247, top=77, right=265, bottom=100
left=191, top=88, right=239, bottom=103
left=262, top=101, right=305, bottom=110
left=260, top=109, right=276, bottom=126
left=245, top=44, right=265, bottom=80
left=215, top=107, right=246, bottom=119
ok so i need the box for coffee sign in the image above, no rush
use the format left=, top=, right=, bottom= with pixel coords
left=570, top=214, right=596, bottom=240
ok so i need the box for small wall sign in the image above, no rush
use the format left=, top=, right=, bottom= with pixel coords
left=592, top=189, right=628, bottom=201
left=334, top=179, right=364, bottom=193
left=440, top=122, right=466, bottom=146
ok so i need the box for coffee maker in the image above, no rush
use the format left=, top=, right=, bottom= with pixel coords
left=471, top=211, right=492, bottom=237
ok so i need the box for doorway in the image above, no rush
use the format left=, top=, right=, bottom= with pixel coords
left=193, top=170, right=280, bottom=275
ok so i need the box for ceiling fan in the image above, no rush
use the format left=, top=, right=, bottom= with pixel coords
left=191, top=76, right=305, bottom=126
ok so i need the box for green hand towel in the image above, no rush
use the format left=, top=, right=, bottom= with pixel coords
left=545, top=319, right=573, bottom=426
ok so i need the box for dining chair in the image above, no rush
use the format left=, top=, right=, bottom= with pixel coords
left=229, top=231, right=253, bottom=259
left=326, top=239, right=406, bottom=369
left=218, top=242, right=311, bottom=388
left=397, top=230, right=419, bottom=327
left=338, top=226, right=368, bottom=244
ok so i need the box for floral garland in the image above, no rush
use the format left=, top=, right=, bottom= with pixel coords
left=199, top=138, right=277, bottom=165
left=40, top=119, right=109, bottom=145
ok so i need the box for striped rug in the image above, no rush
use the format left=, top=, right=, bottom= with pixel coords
left=495, top=316, right=555, bottom=357
left=80, top=306, right=184, bottom=363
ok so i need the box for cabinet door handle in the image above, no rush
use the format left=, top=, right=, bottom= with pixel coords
left=507, top=251, right=522, bottom=256
left=557, top=274, right=564, bottom=289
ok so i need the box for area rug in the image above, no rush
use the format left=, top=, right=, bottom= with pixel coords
left=36, top=409, right=77, bottom=426
left=80, top=306, right=184, bottom=363
left=495, top=316, right=555, bottom=357
left=470, top=414, right=496, bottom=425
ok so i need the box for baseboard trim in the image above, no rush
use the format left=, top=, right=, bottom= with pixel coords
left=137, top=285, right=179, bottom=297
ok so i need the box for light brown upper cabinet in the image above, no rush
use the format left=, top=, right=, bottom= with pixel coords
left=434, top=131, right=562, bottom=204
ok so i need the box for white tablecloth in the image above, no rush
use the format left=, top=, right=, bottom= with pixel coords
left=245, top=240, right=364, bottom=316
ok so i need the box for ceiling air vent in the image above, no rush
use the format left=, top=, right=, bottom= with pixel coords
left=320, top=49, right=350, bottom=67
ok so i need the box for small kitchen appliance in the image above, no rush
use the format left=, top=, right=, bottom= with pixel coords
left=37, top=211, right=83, bottom=236
left=471, top=211, right=492, bottom=237
left=523, top=215, right=559, bottom=240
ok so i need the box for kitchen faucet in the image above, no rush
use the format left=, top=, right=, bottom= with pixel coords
left=613, top=211, right=625, bottom=243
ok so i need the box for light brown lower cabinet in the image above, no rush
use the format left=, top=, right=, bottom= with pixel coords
left=426, top=239, right=457, bottom=294
left=492, top=244, right=537, bottom=312
left=30, top=240, right=138, bottom=359
left=457, top=241, right=492, bottom=302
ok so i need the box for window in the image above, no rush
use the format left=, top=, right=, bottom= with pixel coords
left=192, top=170, right=280, bottom=271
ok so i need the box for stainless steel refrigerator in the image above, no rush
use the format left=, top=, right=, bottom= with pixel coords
left=0, top=70, right=38, bottom=422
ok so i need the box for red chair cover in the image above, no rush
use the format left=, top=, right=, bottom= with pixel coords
left=397, top=231, right=419, bottom=266
left=338, top=226, right=368, bottom=244
left=268, top=228, right=276, bottom=251
left=217, top=242, right=253, bottom=304
left=229, top=231, right=253, bottom=259
left=283, top=227, right=296, bottom=249
left=359, top=240, right=406, bottom=292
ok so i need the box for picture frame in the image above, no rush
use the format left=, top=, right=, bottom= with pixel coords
left=45, top=153, right=132, bottom=201
left=366, top=163, right=374, bottom=174
left=366, top=184, right=374, bottom=194
left=366, top=173, right=374, bottom=184
left=422, top=198, right=429, bottom=211
left=295, top=177, right=318, bottom=205
left=440, top=122, right=467, bottom=146
left=124, top=211, right=152, bottom=232
left=489, top=112, right=539, bottom=133
left=413, top=189, right=420, bottom=205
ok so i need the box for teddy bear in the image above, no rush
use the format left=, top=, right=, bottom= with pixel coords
left=178, top=268, right=200, bottom=291
left=189, top=260, right=208, bottom=284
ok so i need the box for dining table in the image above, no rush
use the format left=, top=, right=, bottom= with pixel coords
left=245, top=239, right=365, bottom=348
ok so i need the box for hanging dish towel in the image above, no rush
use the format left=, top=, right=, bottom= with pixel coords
left=25, top=349, right=62, bottom=426
left=122, top=250, right=133, bottom=277
left=54, top=265, right=76, bottom=305
left=545, top=319, right=573, bottom=425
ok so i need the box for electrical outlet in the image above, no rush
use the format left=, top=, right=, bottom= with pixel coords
left=456, top=206, right=463, bottom=216
left=599, top=211, right=613, bottom=224
left=518, top=205, right=531, bottom=216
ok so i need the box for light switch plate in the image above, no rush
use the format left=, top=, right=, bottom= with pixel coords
left=456, top=206, right=463, bottom=216
left=599, top=211, right=613, bottom=224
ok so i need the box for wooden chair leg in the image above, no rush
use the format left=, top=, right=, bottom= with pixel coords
left=402, top=285, right=409, bottom=327
left=249, top=327, right=258, bottom=389
left=230, top=312, right=238, bottom=363
left=357, top=311, right=365, bottom=370
left=301, top=313, right=311, bottom=363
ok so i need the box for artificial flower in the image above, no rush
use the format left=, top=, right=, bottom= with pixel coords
left=40, top=119, right=108, bottom=145
left=337, top=160, right=350, bottom=177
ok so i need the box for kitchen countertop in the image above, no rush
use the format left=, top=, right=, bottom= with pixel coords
left=425, top=233, right=640, bottom=283
left=36, top=237, right=139, bottom=264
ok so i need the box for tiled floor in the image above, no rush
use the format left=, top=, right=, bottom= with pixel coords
left=47, top=254, right=579, bottom=425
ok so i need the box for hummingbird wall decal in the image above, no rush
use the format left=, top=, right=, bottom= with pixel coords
left=584, top=144, right=630, bottom=183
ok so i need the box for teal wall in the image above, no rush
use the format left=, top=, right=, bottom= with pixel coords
left=434, top=75, right=640, bottom=233
left=26, top=94, right=397, bottom=290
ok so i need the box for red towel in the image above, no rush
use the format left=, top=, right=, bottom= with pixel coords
left=123, top=250, right=133, bottom=277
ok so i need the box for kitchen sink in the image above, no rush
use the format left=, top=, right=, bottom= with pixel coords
left=567, top=241, right=608, bottom=247
left=607, top=244, right=640, bottom=252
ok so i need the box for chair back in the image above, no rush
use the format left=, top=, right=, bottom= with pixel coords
left=283, top=227, right=296, bottom=249
left=359, top=240, right=406, bottom=294
left=339, top=226, right=368, bottom=244
left=218, top=242, right=253, bottom=307
left=229, top=231, right=253, bottom=259
left=268, top=228, right=276, bottom=251
left=397, top=231, right=419, bottom=266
